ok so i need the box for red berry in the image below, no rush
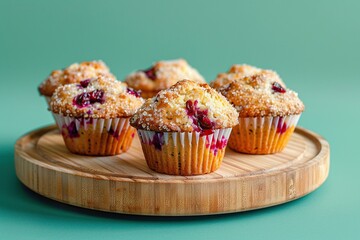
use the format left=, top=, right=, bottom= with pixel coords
left=79, top=79, right=91, bottom=88
left=143, top=67, right=156, bottom=80
left=186, top=100, right=195, bottom=116
left=73, top=92, right=90, bottom=107
left=185, top=99, right=215, bottom=133
left=89, top=90, right=105, bottom=104
left=66, top=121, right=79, bottom=138
left=73, top=90, right=105, bottom=108
left=152, top=132, right=163, bottom=150
left=126, top=87, right=141, bottom=98
left=108, top=127, right=119, bottom=139
left=276, top=117, right=288, bottom=134
left=200, top=129, right=214, bottom=136
left=198, top=115, right=213, bottom=129
left=272, top=82, right=286, bottom=93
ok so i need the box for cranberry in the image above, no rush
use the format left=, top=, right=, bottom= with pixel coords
left=205, top=135, right=228, bottom=155
left=89, top=90, right=105, bottom=104
left=185, top=100, right=215, bottom=133
left=211, top=136, right=228, bottom=155
left=143, top=67, right=156, bottom=80
left=276, top=117, right=287, bottom=134
left=108, top=127, right=119, bottom=139
left=198, top=115, right=213, bottom=129
left=152, top=132, right=163, bottom=150
left=79, top=79, right=91, bottom=88
left=126, top=87, right=141, bottom=98
left=73, top=90, right=105, bottom=108
left=272, top=82, right=286, bottom=93
left=186, top=100, right=197, bottom=116
left=215, top=136, right=228, bottom=150
left=200, top=129, right=214, bottom=137
left=73, top=92, right=90, bottom=108
left=66, top=121, right=79, bottom=138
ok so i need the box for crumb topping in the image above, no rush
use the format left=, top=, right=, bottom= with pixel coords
left=39, top=60, right=116, bottom=96
left=125, top=59, right=206, bottom=92
left=210, top=64, right=285, bottom=89
left=218, top=72, right=304, bottom=117
left=50, top=76, right=144, bottom=118
left=130, top=80, right=239, bottom=132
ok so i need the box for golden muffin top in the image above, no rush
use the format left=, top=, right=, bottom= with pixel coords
left=130, top=80, right=239, bottom=132
left=125, top=59, right=206, bottom=92
left=39, top=60, right=116, bottom=97
left=218, top=71, right=304, bottom=117
left=210, top=64, right=285, bottom=90
left=50, top=76, right=144, bottom=118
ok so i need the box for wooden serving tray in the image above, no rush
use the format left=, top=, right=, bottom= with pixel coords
left=15, top=126, right=329, bottom=216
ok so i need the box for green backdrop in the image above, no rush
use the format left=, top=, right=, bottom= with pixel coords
left=1, top=0, right=359, bottom=239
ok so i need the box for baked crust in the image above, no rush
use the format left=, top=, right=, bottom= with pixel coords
left=130, top=80, right=239, bottom=132
left=210, top=64, right=285, bottom=90
left=50, top=76, right=144, bottom=118
left=125, top=59, right=206, bottom=93
left=218, top=72, right=304, bottom=117
left=39, top=60, right=116, bottom=97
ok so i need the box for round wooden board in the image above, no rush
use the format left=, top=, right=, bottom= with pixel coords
left=15, top=125, right=330, bottom=216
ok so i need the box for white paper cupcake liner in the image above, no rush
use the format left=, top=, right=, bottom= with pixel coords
left=137, top=128, right=232, bottom=175
left=229, top=114, right=301, bottom=154
left=52, top=113, right=135, bottom=155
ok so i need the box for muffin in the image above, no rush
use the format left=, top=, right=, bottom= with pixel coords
left=130, top=80, right=238, bottom=175
left=50, top=76, right=144, bottom=156
left=210, top=64, right=285, bottom=90
left=125, top=59, right=206, bottom=98
left=218, top=71, right=304, bottom=154
left=39, top=60, right=116, bottom=106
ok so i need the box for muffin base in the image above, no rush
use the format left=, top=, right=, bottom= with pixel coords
left=53, top=114, right=136, bottom=156
left=228, top=115, right=301, bottom=154
left=137, top=129, right=232, bottom=175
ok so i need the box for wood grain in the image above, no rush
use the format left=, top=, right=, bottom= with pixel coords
left=15, top=125, right=330, bottom=216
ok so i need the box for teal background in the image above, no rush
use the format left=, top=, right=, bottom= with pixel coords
left=0, top=0, right=359, bottom=239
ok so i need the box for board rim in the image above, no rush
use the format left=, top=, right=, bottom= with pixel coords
left=15, top=125, right=329, bottom=183
left=14, top=125, right=330, bottom=216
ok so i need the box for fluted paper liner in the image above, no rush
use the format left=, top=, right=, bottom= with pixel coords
left=137, top=128, right=232, bottom=175
left=228, top=115, right=301, bottom=154
left=53, top=113, right=136, bottom=156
